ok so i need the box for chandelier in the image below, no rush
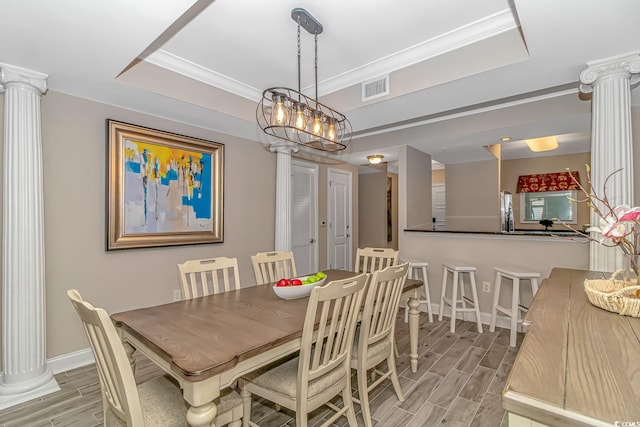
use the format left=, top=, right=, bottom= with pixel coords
left=256, top=8, right=351, bottom=152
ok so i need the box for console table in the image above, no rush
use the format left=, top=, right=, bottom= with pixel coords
left=503, top=268, right=640, bottom=426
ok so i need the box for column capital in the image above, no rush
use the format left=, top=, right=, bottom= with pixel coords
left=0, top=63, right=48, bottom=94
left=579, top=51, right=640, bottom=94
left=269, top=140, right=299, bottom=155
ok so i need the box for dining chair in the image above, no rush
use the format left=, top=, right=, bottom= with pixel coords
left=251, top=250, right=298, bottom=285
left=177, top=256, right=241, bottom=299
left=240, top=273, right=368, bottom=427
left=350, top=262, right=409, bottom=427
left=354, top=247, right=398, bottom=274
left=66, top=289, right=244, bottom=427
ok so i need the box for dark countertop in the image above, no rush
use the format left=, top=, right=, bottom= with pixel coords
left=404, top=227, right=588, bottom=237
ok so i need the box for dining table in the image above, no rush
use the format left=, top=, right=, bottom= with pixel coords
left=111, top=269, right=424, bottom=427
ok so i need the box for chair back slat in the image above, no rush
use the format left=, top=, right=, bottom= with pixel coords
left=299, top=274, right=367, bottom=387
left=178, top=257, right=241, bottom=299
left=360, top=263, right=409, bottom=351
left=354, top=247, right=398, bottom=274
left=67, top=289, right=144, bottom=426
left=251, top=251, right=297, bottom=285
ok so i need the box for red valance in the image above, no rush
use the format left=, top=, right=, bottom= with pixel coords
left=517, top=171, right=580, bottom=193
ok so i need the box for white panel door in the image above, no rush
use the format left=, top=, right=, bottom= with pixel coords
left=328, top=169, right=352, bottom=270
left=432, top=184, right=446, bottom=230
left=292, top=161, right=318, bottom=275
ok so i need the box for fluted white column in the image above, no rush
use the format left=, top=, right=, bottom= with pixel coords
left=270, top=141, right=299, bottom=252
left=0, top=63, right=59, bottom=409
left=580, top=52, right=640, bottom=273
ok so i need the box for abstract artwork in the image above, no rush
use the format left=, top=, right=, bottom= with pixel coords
left=107, top=120, right=224, bottom=250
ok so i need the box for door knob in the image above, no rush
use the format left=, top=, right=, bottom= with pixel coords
left=310, top=238, right=315, bottom=243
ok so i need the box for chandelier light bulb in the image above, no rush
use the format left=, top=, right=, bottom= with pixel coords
left=270, top=93, right=289, bottom=126
left=310, top=111, right=324, bottom=137
left=326, top=118, right=337, bottom=142
left=293, top=102, right=307, bottom=131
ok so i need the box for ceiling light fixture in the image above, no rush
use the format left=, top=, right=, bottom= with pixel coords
left=256, top=8, right=351, bottom=152
left=500, top=136, right=512, bottom=142
left=367, top=155, right=384, bottom=165
left=525, top=136, right=559, bottom=152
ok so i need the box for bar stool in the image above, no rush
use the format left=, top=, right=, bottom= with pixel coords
left=489, top=267, right=540, bottom=347
left=403, top=261, right=433, bottom=323
left=438, top=263, right=483, bottom=333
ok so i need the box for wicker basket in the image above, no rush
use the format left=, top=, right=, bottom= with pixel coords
left=584, top=270, right=640, bottom=317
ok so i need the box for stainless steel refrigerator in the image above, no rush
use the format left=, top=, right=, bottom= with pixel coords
left=500, top=191, right=515, bottom=232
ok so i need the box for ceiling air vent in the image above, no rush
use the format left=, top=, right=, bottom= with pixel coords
left=362, top=75, right=389, bottom=102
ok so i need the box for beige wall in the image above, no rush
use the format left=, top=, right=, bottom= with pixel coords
left=358, top=168, right=387, bottom=248
left=501, top=152, right=591, bottom=230
left=445, top=159, right=500, bottom=232
left=0, top=91, right=277, bottom=360
left=399, top=232, right=590, bottom=319
left=406, top=146, right=432, bottom=228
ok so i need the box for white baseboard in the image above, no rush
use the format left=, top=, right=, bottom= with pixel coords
left=404, top=302, right=517, bottom=331
left=47, top=348, right=95, bottom=374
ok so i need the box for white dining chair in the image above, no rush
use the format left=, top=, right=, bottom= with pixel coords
left=67, top=289, right=244, bottom=426
left=354, top=247, right=398, bottom=274
left=351, top=263, right=409, bottom=427
left=251, top=250, right=298, bottom=285
left=177, top=256, right=241, bottom=299
left=240, top=273, right=368, bottom=427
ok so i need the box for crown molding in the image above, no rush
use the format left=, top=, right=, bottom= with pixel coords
left=144, top=49, right=263, bottom=101
left=143, top=8, right=518, bottom=102
left=316, top=8, right=519, bottom=95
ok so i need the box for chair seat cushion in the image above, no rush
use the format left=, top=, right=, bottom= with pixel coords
left=138, top=375, right=189, bottom=426
left=244, top=356, right=346, bottom=400
left=350, top=330, right=392, bottom=366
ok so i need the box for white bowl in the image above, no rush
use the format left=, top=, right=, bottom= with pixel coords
left=272, top=276, right=327, bottom=300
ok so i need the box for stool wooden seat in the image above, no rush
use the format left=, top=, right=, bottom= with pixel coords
left=489, top=267, right=540, bottom=347
left=438, top=263, right=483, bottom=333
left=403, top=262, right=433, bottom=323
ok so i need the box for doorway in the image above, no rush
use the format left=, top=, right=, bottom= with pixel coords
left=292, top=160, right=318, bottom=275
left=432, top=183, right=446, bottom=230
left=327, top=168, right=352, bottom=270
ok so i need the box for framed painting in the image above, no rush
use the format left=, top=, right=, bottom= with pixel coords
left=107, top=120, right=224, bottom=250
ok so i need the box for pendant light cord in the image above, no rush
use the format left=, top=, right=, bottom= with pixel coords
left=315, top=32, right=319, bottom=110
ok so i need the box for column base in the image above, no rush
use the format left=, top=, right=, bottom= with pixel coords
left=0, top=371, right=60, bottom=410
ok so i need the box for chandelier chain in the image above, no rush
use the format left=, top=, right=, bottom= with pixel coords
left=297, top=20, right=301, bottom=98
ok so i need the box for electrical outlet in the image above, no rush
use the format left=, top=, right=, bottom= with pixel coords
left=172, top=289, right=182, bottom=301
left=482, top=281, right=491, bottom=293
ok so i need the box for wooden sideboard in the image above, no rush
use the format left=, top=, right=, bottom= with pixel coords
left=503, top=268, right=640, bottom=427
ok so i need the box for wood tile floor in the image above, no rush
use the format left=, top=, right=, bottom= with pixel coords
left=0, top=314, right=522, bottom=427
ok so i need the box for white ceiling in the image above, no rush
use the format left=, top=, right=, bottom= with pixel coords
left=1, top=0, right=639, bottom=167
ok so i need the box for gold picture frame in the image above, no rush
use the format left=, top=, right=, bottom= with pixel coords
left=107, top=120, right=224, bottom=250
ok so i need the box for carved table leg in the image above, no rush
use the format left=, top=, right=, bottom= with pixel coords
left=187, top=401, right=217, bottom=427
left=408, top=295, right=421, bottom=373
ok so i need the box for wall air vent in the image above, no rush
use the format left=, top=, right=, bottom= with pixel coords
left=361, top=75, right=389, bottom=102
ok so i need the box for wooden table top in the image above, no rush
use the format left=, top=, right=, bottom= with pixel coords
left=503, top=268, right=640, bottom=426
left=112, top=269, right=421, bottom=382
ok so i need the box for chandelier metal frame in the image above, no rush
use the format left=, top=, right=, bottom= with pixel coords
left=256, top=8, right=351, bottom=152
